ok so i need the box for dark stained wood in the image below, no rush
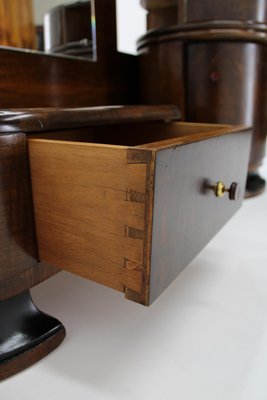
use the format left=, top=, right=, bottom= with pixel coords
left=138, top=21, right=267, bottom=173
left=184, top=0, right=267, bottom=23
left=186, top=41, right=267, bottom=170
left=141, top=0, right=264, bottom=27
left=0, top=263, right=59, bottom=303
left=140, top=0, right=178, bottom=29
left=0, top=132, right=65, bottom=379
left=0, top=47, right=137, bottom=108
left=0, top=291, right=65, bottom=381
left=0, top=0, right=137, bottom=109
left=138, top=40, right=186, bottom=117
left=93, top=0, right=117, bottom=58
left=0, top=132, right=58, bottom=301
left=149, top=130, right=251, bottom=303
left=0, top=105, right=180, bottom=133
left=137, top=20, right=267, bottom=48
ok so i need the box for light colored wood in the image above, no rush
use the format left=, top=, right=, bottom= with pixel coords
left=136, top=125, right=248, bottom=150
left=0, top=0, right=35, bottom=49
left=28, top=139, right=155, bottom=303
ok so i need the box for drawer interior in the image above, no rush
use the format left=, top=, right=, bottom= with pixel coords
left=28, top=121, right=232, bottom=148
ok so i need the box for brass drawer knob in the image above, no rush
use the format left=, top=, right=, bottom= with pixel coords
left=215, top=181, right=225, bottom=198
left=203, top=180, right=239, bottom=200
left=214, top=181, right=239, bottom=200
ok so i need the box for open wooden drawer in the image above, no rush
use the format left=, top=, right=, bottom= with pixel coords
left=25, top=107, right=251, bottom=305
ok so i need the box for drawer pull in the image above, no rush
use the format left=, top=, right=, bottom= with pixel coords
left=204, top=181, right=239, bottom=200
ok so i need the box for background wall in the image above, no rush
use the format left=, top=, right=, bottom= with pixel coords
left=116, top=0, right=146, bottom=54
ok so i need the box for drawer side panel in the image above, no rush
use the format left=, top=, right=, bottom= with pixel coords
left=28, top=140, right=151, bottom=297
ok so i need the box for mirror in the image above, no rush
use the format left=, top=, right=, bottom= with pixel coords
left=0, top=0, right=94, bottom=59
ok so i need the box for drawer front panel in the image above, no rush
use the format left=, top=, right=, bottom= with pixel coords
left=149, top=131, right=251, bottom=304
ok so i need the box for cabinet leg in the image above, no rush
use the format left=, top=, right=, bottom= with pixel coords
left=0, top=290, right=65, bottom=381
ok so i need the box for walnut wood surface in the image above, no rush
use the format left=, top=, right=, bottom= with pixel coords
left=140, top=0, right=267, bottom=27
left=0, top=0, right=138, bottom=303
left=138, top=21, right=267, bottom=171
left=0, top=105, right=180, bottom=133
left=140, top=0, right=178, bottom=29
left=0, top=0, right=137, bottom=109
left=138, top=20, right=267, bottom=48
left=28, top=122, right=251, bottom=305
left=186, top=42, right=267, bottom=170
left=0, top=132, right=58, bottom=301
left=0, top=47, right=136, bottom=108
left=184, top=0, right=267, bottom=23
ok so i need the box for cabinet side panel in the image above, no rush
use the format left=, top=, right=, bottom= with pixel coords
left=149, top=131, right=251, bottom=304
left=0, top=133, right=57, bottom=301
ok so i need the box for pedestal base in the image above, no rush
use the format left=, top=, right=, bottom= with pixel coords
left=0, top=291, right=65, bottom=381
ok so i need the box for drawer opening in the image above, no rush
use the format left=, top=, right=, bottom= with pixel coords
left=28, top=121, right=231, bottom=148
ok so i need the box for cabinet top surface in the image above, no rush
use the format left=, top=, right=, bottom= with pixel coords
left=0, top=105, right=180, bottom=134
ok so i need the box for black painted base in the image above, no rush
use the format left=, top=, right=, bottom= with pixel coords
left=0, top=291, right=65, bottom=381
left=245, top=172, right=266, bottom=198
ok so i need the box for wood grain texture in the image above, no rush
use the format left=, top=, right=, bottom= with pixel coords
left=0, top=0, right=35, bottom=49
left=28, top=121, right=252, bottom=305
left=138, top=20, right=267, bottom=171
left=28, top=139, right=155, bottom=303
left=140, top=0, right=178, bottom=29
left=139, top=41, right=186, bottom=117
left=184, top=0, right=267, bottom=23
left=138, top=21, right=267, bottom=49
left=0, top=105, right=180, bottom=133
left=0, top=0, right=137, bottom=109
left=0, top=47, right=137, bottom=108
left=186, top=41, right=267, bottom=170
left=0, top=133, right=58, bottom=301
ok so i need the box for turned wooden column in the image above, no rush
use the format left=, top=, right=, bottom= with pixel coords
left=141, top=0, right=179, bottom=29
left=138, top=0, right=267, bottom=196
